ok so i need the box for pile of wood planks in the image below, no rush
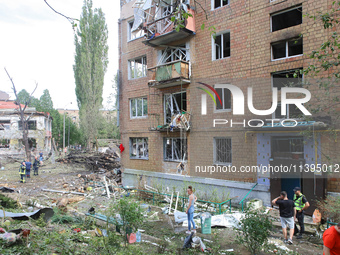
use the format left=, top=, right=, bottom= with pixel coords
left=57, top=151, right=120, bottom=172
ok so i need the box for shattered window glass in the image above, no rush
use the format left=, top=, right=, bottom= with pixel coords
left=214, top=0, right=229, bottom=9
left=18, top=120, right=37, bottom=130
left=130, top=137, right=148, bottom=159
left=272, top=37, right=303, bottom=60
left=130, top=97, right=147, bottom=118
left=164, top=92, right=186, bottom=124
left=164, top=138, right=187, bottom=162
left=214, top=138, right=232, bottom=164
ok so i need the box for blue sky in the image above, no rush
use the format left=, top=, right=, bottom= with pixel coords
left=0, top=0, right=120, bottom=109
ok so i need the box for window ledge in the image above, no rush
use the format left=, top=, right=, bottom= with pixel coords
left=212, top=56, right=231, bottom=62
left=271, top=54, right=303, bottom=61
left=128, top=36, right=144, bottom=42
left=130, top=116, right=148, bottom=120
left=130, top=157, right=149, bottom=160
left=128, top=76, right=147, bottom=80
left=164, top=160, right=187, bottom=163
left=213, top=163, right=232, bottom=166
left=211, top=5, right=230, bottom=11
left=214, top=109, right=232, bottom=113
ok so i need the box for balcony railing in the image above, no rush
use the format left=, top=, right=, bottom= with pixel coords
left=148, top=60, right=190, bottom=88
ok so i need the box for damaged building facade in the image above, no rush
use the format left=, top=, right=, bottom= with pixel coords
left=0, top=100, right=52, bottom=152
left=118, top=0, right=340, bottom=210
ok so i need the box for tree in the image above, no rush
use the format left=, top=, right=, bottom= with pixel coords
left=74, top=0, right=108, bottom=149
left=4, top=68, right=37, bottom=161
left=39, top=89, right=54, bottom=113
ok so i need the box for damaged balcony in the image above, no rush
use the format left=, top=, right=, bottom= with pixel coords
left=148, top=46, right=190, bottom=88
left=148, top=60, right=190, bottom=88
left=132, top=0, right=195, bottom=47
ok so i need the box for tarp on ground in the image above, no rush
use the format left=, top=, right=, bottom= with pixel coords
left=174, top=211, right=199, bottom=224
left=0, top=208, right=54, bottom=221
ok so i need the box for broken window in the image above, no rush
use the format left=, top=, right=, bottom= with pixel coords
left=18, top=120, right=37, bottom=130
left=130, top=137, right=148, bottom=159
left=213, top=0, right=229, bottom=9
left=130, top=97, right=148, bottom=118
left=164, top=138, right=187, bottom=162
left=128, top=56, right=147, bottom=79
left=161, top=45, right=187, bottom=63
left=0, top=139, right=10, bottom=148
left=214, top=138, right=232, bottom=164
left=0, top=120, right=10, bottom=130
left=274, top=103, right=302, bottom=119
left=272, top=136, right=304, bottom=155
left=215, top=85, right=231, bottom=110
left=213, top=32, right=230, bottom=60
left=164, top=92, right=187, bottom=124
left=272, top=69, right=303, bottom=90
left=128, top=20, right=145, bottom=41
left=271, top=6, right=302, bottom=32
left=272, top=37, right=303, bottom=60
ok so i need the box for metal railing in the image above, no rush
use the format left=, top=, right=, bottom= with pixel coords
left=239, top=183, right=258, bottom=212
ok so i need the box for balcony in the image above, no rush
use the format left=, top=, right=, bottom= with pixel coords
left=131, top=0, right=195, bottom=47
left=148, top=60, right=190, bottom=88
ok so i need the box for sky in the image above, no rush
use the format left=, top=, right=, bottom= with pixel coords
left=0, top=0, right=120, bottom=110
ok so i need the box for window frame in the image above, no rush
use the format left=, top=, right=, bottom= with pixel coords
left=128, top=56, right=147, bottom=79
left=130, top=97, right=148, bottom=119
left=18, top=120, right=37, bottom=130
left=211, top=31, right=231, bottom=61
left=163, top=137, right=187, bottom=162
left=271, top=37, right=303, bottom=61
left=271, top=68, right=303, bottom=90
left=213, top=137, right=232, bottom=165
left=163, top=91, right=187, bottom=124
left=272, top=102, right=303, bottom=120
left=270, top=6, right=302, bottom=32
left=214, top=84, right=232, bottom=112
left=211, top=0, right=229, bottom=10
left=129, top=137, right=149, bottom=160
left=127, top=20, right=145, bottom=42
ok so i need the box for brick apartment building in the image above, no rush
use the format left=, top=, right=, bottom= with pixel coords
left=118, top=0, right=340, bottom=210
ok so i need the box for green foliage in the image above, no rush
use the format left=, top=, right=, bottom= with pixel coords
left=39, top=89, right=54, bottom=113
left=235, top=210, right=272, bottom=255
left=74, top=0, right=109, bottom=148
left=50, top=208, right=76, bottom=224
left=111, top=197, right=144, bottom=244
left=0, top=194, right=18, bottom=209
left=16, top=89, right=30, bottom=105
left=34, top=213, right=47, bottom=228
left=317, top=195, right=340, bottom=222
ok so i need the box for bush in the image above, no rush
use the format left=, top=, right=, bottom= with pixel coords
left=0, top=194, right=18, bottom=209
left=235, top=210, right=272, bottom=255
left=317, top=195, right=340, bottom=222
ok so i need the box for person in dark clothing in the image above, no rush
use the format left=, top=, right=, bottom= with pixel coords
left=272, top=191, right=296, bottom=245
left=33, top=156, right=40, bottom=176
left=25, top=160, right=32, bottom=178
left=293, top=187, right=310, bottom=239
left=19, top=162, right=26, bottom=183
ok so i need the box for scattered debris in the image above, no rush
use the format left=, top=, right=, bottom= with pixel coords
left=0, top=208, right=54, bottom=221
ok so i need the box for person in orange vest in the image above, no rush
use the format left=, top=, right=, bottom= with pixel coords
left=323, top=223, right=340, bottom=255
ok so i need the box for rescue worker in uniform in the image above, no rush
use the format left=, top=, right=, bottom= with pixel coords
left=19, top=161, right=26, bottom=183
left=33, top=156, right=40, bottom=176
left=293, top=187, right=310, bottom=239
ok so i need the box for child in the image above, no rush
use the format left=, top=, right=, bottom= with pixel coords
left=19, top=162, right=26, bottom=183
left=33, top=156, right=40, bottom=176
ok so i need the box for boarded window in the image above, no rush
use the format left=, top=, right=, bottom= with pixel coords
left=272, top=37, right=303, bottom=60
left=130, top=137, right=148, bottom=159
left=271, top=7, right=302, bottom=32
left=164, top=138, right=187, bottom=162
left=213, top=32, right=230, bottom=60
left=214, top=138, right=232, bottom=164
left=272, top=69, right=303, bottom=90
left=130, top=97, right=147, bottom=118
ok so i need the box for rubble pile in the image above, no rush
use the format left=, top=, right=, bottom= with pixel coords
left=56, top=151, right=120, bottom=172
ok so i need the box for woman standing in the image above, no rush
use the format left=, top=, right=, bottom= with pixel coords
left=186, top=186, right=197, bottom=234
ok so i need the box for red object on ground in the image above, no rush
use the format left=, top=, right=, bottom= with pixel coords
left=119, top=144, right=125, bottom=153
left=22, top=229, right=30, bottom=237
left=0, top=228, right=5, bottom=233
left=73, top=228, right=81, bottom=233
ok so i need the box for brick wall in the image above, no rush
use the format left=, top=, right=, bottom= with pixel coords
left=119, top=0, right=340, bottom=192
